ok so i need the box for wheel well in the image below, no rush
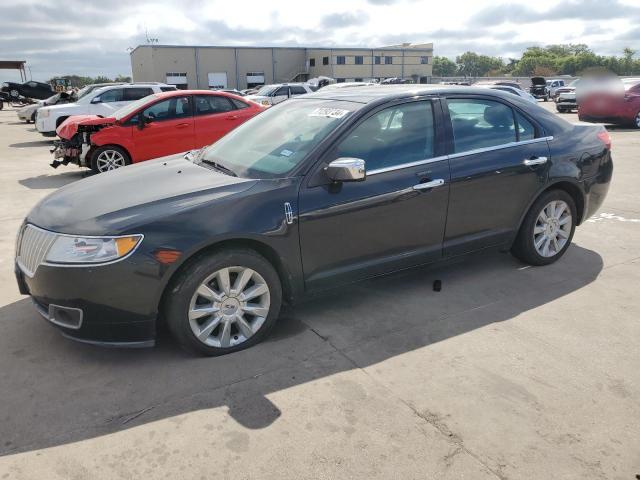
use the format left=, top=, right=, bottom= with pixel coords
left=158, top=238, right=295, bottom=315
left=543, top=181, right=585, bottom=224
left=55, top=116, right=69, bottom=128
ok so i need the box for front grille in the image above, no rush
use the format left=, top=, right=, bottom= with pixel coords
left=16, top=225, right=57, bottom=277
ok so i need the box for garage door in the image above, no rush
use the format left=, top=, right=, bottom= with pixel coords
left=208, top=72, right=228, bottom=89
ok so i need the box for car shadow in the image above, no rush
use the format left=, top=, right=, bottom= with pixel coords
left=9, top=140, right=54, bottom=148
left=0, top=244, right=603, bottom=456
left=18, top=170, right=91, bottom=189
left=605, top=124, right=638, bottom=133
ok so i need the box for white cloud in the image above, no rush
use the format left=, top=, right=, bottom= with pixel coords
left=0, top=0, right=638, bottom=82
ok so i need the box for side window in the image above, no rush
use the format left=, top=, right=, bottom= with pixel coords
left=160, top=86, right=177, bottom=92
left=335, top=101, right=435, bottom=172
left=124, top=88, right=153, bottom=101
left=230, top=98, right=249, bottom=109
left=515, top=111, right=535, bottom=141
left=100, top=89, right=124, bottom=103
left=274, top=87, right=289, bottom=96
left=143, top=96, right=192, bottom=121
left=194, top=95, right=234, bottom=115
left=447, top=99, right=516, bottom=153
left=290, top=86, right=307, bottom=95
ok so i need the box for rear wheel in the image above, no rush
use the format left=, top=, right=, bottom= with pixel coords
left=511, top=190, right=576, bottom=266
left=634, top=111, right=640, bottom=129
left=90, top=145, right=130, bottom=173
left=164, top=249, right=282, bottom=356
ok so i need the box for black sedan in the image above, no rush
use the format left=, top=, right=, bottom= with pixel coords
left=2, top=81, right=54, bottom=100
left=15, top=86, right=613, bottom=356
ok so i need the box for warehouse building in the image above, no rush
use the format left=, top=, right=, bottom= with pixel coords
left=130, top=43, right=433, bottom=90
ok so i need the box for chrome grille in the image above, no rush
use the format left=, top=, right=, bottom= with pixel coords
left=16, top=225, right=57, bottom=277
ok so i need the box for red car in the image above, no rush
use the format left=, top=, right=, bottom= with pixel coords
left=53, top=90, right=265, bottom=173
left=578, top=78, right=640, bottom=129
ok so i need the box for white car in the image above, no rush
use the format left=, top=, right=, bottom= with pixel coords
left=478, top=85, right=538, bottom=104
left=36, top=83, right=176, bottom=137
left=17, top=92, right=75, bottom=123
left=245, top=83, right=313, bottom=106
left=546, top=79, right=566, bottom=99
left=320, top=82, right=378, bottom=91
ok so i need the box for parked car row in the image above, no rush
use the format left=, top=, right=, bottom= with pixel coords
left=11, top=83, right=613, bottom=356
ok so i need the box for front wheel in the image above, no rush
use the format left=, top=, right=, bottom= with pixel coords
left=511, top=190, right=576, bottom=266
left=164, top=249, right=282, bottom=356
left=90, top=145, right=130, bottom=173
left=634, top=111, right=640, bottom=129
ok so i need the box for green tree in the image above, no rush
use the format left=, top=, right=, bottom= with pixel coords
left=432, top=56, right=457, bottom=76
left=455, top=52, right=504, bottom=77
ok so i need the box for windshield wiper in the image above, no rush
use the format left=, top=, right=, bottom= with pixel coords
left=200, top=159, right=237, bottom=177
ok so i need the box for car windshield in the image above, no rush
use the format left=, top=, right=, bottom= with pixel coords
left=75, top=86, right=91, bottom=99
left=256, top=86, right=278, bottom=96
left=198, top=99, right=357, bottom=178
left=114, top=94, right=158, bottom=120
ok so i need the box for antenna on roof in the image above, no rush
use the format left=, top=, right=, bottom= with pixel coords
left=145, top=26, right=159, bottom=44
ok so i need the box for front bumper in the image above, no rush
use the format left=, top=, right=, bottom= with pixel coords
left=15, top=253, right=160, bottom=347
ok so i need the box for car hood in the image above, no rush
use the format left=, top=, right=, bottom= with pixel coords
left=27, top=157, right=257, bottom=235
left=56, top=115, right=115, bottom=139
left=246, top=95, right=269, bottom=103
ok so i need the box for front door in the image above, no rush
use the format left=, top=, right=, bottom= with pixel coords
left=132, top=95, right=195, bottom=161
left=271, top=86, right=290, bottom=105
left=298, top=99, right=450, bottom=290
left=89, top=88, right=129, bottom=116
left=443, top=96, right=550, bottom=255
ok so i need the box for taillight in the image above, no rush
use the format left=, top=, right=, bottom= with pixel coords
left=597, top=130, right=611, bottom=150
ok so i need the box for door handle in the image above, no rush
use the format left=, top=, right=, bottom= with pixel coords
left=175, top=123, right=190, bottom=128
left=413, top=178, right=445, bottom=191
left=225, top=115, right=238, bottom=120
left=523, top=156, right=548, bottom=166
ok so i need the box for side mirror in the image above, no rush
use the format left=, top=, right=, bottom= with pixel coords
left=325, top=158, right=366, bottom=182
left=90, top=96, right=101, bottom=104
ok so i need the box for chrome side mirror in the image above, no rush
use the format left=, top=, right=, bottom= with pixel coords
left=325, top=158, right=366, bottom=182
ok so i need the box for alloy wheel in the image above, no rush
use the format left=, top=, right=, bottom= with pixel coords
left=635, top=112, right=640, bottom=129
left=96, top=150, right=126, bottom=172
left=188, top=266, right=271, bottom=348
left=533, top=200, right=572, bottom=258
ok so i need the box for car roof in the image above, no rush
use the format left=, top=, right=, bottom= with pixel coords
left=304, top=84, right=528, bottom=104
left=148, top=89, right=248, bottom=99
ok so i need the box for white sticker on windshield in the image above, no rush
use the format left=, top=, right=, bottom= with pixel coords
left=280, top=149, right=293, bottom=157
left=308, top=107, right=350, bottom=119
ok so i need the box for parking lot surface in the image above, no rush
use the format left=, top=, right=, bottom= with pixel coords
left=0, top=103, right=639, bottom=479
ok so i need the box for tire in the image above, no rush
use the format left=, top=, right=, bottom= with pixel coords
left=163, top=248, right=283, bottom=356
left=543, top=95, right=548, bottom=102
left=556, top=107, right=565, bottom=113
left=511, top=189, right=577, bottom=266
left=0, top=100, right=3, bottom=111
left=9, top=89, right=19, bottom=99
left=90, top=145, right=131, bottom=173
left=30, top=112, right=36, bottom=122
left=634, top=111, right=640, bottom=130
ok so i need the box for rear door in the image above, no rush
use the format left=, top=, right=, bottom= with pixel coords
left=271, top=86, right=290, bottom=104
left=289, top=85, right=308, bottom=98
left=132, top=95, right=195, bottom=161
left=298, top=98, right=450, bottom=290
left=193, top=94, right=243, bottom=148
left=443, top=96, right=550, bottom=255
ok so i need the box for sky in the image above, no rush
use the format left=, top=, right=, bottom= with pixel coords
left=1, top=0, right=639, bottom=82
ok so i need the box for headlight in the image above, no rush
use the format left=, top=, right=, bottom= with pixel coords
left=45, top=234, right=142, bottom=264
left=39, top=109, right=50, bottom=118
left=261, top=100, right=270, bottom=106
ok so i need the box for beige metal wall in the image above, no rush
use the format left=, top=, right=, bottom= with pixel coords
left=131, top=44, right=433, bottom=88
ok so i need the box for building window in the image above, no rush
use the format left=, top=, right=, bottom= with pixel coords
left=421, top=56, right=429, bottom=64
left=323, top=56, right=329, bottom=65
left=337, top=56, right=346, bottom=65
left=166, top=72, right=188, bottom=89
left=354, top=78, right=363, bottom=82
left=385, top=56, right=393, bottom=64
left=355, top=56, right=364, bottom=65
left=374, top=56, right=381, bottom=65
left=336, top=78, right=345, bottom=83
left=309, top=58, right=316, bottom=67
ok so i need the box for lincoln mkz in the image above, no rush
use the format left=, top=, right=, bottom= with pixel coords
left=15, top=86, right=613, bottom=355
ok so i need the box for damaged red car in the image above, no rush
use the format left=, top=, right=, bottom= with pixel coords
left=53, top=90, right=266, bottom=173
